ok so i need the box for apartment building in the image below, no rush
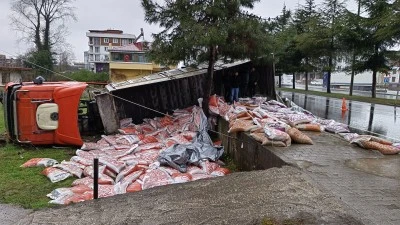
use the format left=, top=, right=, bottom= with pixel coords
left=85, top=29, right=137, bottom=73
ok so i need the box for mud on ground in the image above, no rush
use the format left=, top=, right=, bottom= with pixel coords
left=18, top=166, right=363, bottom=225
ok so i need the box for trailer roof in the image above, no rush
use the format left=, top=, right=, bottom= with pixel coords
left=105, top=60, right=250, bottom=92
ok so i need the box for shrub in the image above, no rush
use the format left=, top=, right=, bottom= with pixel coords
left=53, top=70, right=109, bottom=82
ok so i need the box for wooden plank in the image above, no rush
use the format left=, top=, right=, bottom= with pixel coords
left=95, top=93, right=120, bottom=134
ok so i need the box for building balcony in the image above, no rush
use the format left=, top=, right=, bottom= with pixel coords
left=110, top=61, right=155, bottom=70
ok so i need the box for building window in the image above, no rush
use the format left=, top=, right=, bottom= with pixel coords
left=111, top=53, right=120, bottom=61
left=104, top=47, right=109, bottom=52
left=113, top=38, right=119, bottom=44
left=95, top=47, right=100, bottom=53
left=138, top=55, right=144, bottom=63
left=89, top=37, right=93, bottom=44
left=104, top=38, right=109, bottom=43
left=89, top=54, right=93, bottom=61
left=134, top=54, right=141, bottom=62
left=128, top=39, right=134, bottom=44
left=393, top=77, right=396, bottom=82
left=93, top=38, right=100, bottom=45
left=121, top=39, right=128, bottom=46
left=90, top=46, right=93, bottom=52
left=95, top=55, right=100, bottom=61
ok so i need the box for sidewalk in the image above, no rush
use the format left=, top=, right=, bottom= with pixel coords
left=269, top=131, right=400, bottom=225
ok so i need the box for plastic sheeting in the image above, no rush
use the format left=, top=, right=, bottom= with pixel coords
left=158, top=109, right=224, bottom=172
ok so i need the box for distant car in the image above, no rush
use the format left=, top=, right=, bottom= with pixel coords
left=311, top=80, right=323, bottom=85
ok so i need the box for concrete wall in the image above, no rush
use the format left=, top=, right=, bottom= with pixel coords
left=217, top=119, right=286, bottom=171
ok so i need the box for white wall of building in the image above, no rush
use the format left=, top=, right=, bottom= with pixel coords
left=85, top=31, right=137, bottom=71
left=330, top=71, right=375, bottom=84
left=0, top=72, right=23, bottom=85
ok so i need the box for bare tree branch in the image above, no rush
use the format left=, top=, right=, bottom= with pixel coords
left=10, top=0, right=76, bottom=53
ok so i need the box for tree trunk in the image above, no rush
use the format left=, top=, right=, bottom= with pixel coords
left=35, top=20, right=42, bottom=51
left=327, top=56, right=332, bottom=94
left=372, top=69, right=377, bottom=98
left=305, top=71, right=309, bottom=91
left=327, top=1, right=336, bottom=94
left=292, top=72, right=296, bottom=89
left=44, top=18, right=51, bottom=51
left=350, top=52, right=356, bottom=96
left=350, top=0, right=361, bottom=96
left=305, top=58, right=309, bottom=91
left=278, top=75, right=282, bottom=88
left=371, top=44, right=378, bottom=98
left=202, top=46, right=217, bottom=117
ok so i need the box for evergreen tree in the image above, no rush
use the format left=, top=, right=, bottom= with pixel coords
left=337, top=0, right=365, bottom=96
left=141, top=0, right=271, bottom=113
left=319, top=0, right=346, bottom=93
left=293, top=0, right=322, bottom=91
left=271, top=5, right=303, bottom=89
left=356, top=0, right=395, bottom=98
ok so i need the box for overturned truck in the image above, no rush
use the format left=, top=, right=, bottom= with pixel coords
left=3, top=60, right=275, bottom=146
left=3, top=81, right=103, bottom=146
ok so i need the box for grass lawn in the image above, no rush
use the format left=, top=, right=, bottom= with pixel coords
left=0, top=106, right=76, bottom=209
left=277, top=87, right=400, bottom=107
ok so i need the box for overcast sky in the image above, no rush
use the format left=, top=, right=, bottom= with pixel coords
left=0, top=0, right=357, bottom=63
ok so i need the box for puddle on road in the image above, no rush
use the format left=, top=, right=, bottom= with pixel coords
left=345, top=158, right=400, bottom=180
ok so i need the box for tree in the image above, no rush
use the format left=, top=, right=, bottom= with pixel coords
left=293, top=0, right=322, bottom=91
left=277, top=40, right=304, bottom=89
left=141, top=0, right=271, bottom=114
left=338, top=1, right=365, bottom=96
left=355, top=0, right=395, bottom=98
left=270, top=5, right=303, bottom=89
left=319, top=0, right=346, bottom=93
left=10, top=0, right=76, bottom=77
left=56, top=49, right=75, bottom=72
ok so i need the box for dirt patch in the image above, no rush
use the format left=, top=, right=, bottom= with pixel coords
left=0, top=134, right=8, bottom=147
left=18, top=166, right=363, bottom=225
left=0, top=204, right=32, bottom=225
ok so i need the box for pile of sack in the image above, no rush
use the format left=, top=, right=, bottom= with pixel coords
left=209, top=95, right=400, bottom=155
left=21, top=106, right=229, bottom=205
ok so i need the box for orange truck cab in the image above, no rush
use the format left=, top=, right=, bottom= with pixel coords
left=3, top=81, right=88, bottom=146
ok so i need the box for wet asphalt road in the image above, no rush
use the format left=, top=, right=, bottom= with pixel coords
left=282, top=84, right=400, bottom=100
left=278, top=91, right=400, bottom=142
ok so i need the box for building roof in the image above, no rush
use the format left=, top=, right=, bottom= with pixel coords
left=108, top=43, right=144, bottom=53
left=105, top=59, right=250, bottom=92
left=89, top=29, right=123, bottom=34
left=86, top=30, right=136, bottom=39
left=0, top=67, right=32, bottom=72
left=0, top=57, right=32, bottom=71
